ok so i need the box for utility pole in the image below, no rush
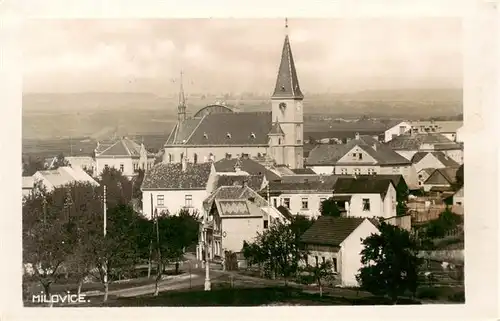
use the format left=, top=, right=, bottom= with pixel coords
left=103, top=185, right=108, bottom=302
left=204, top=218, right=211, bottom=291
left=153, top=194, right=161, bottom=296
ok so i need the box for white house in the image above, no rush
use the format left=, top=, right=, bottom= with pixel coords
left=306, top=134, right=418, bottom=189
left=95, top=137, right=156, bottom=179
left=407, top=121, right=463, bottom=142
left=300, top=216, right=380, bottom=287
left=332, top=176, right=398, bottom=219
left=453, top=186, right=464, bottom=206
left=411, top=151, right=459, bottom=174
left=32, top=166, right=100, bottom=193
left=22, top=176, right=35, bottom=199
left=383, top=121, right=411, bottom=142
left=141, top=159, right=213, bottom=219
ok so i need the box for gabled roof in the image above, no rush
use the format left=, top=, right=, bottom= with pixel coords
left=424, top=167, right=458, bottom=185
left=291, top=168, right=316, bottom=175
left=306, top=135, right=410, bottom=166
left=34, top=167, right=99, bottom=189
left=204, top=185, right=268, bottom=212
left=411, top=151, right=459, bottom=167
left=214, top=158, right=281, bottom=181
left=333, top=177, right=394, bottom=197
left=385, top=133, right=461, bottom=150
left=96, top=137, right=152, bottom=157
left=300, top=216, right=376, bottom=246
left=165, top=112, right=272, bottom=146
left=268, top=175, right=339, bottom=193
left=141, top=162, right=212, bottom=190
left=272, top=35, right=303, bottom=100
left=214, top=199, right=263, bottom=217
left=214, top=175, right=265, bottom=192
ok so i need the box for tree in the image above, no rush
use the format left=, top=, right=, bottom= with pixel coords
left=423, top=207, right=463, bottom=239
left=356, top=222, right=423, bottom=303
left=455, top=164, right=464, bottom=189
left=320, top=198, right=341, bottom=217
left=99, top=167, right=133, bottom=208
left=305, top=260, right=336, bottom=297
left=22, top=156, right=45, bottom=176
left=395, top=179, right=410, bottom=216
left=52, top=153, right=70, bottom=169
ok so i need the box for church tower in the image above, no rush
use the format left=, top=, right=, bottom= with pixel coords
left=270, top=19, right=304, bottom=169
left=177, top=71, right=187, bottom=122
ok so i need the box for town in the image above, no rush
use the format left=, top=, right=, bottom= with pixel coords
left=21, top=21, right=465, bottom=307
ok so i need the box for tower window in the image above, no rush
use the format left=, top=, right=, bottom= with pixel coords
left=226, top=132, right=232, bottom=139
left=203, top=133, right=208, bottom=139
left=250, top=132, right=256, bottom=139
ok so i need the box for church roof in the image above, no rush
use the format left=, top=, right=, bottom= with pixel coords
left=165, top=112, right=272, bottom=146
left=272, top=35, right=303, bottom=100
left=268, top=120, right=285, bottom=136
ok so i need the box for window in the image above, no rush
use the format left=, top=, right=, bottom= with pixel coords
left=399, top=125, right=406, bottom=134
left=263, top=220, right=269, bottom=229
left=283, top=198, right=290, bottom=209
left=322, top=256, right=326, bottom=264
left=180, top=152, right=184, bottom=161
left=185, top=195, right=193, bottom=207
left=305, top=255, right=309, bottom=266
left=225, top=153, right=232, bottom=159
left=362, top=198, right=370, bottom=211
left=358, top=153, right=363, bottom=160
left=332, top=258, right=338, bottom=272
left=193, top=153, right=198, bottom=164
left=301, top=198, right=309, bottom=209
left=354, top=168, right=361, bottom=175
left=273, top=198, right=278, bottom=208
left=315, top=256, right=319, bottom=267
left=157, top=195, right=165, bottom=207
left=278, top=138, right=281, bottom=145
left=104, top=164, right=109, bottom=170
left=120, top=164, right=124, bottom=172
left=368, top=168, right=375, bottom=175
left=170, top=154, right=174, bottom=163
left=341, top=168, right=348, bottom=175
left=392, top=166, right=399, bottom=173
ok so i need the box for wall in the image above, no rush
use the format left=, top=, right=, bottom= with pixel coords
left=163, top=146, right=269, bottom=164
left=384, top=122, right=411, bottom=142
left=383, top=214, right=412, bottom=231
left=341, top=193, right=384, bottom=218
left=306, top=248, right=340, bottom=274
left=442, top=149, right=463, bottom=164
left=382, top=183, right=398, bottom=219
left=271, top=192, right=332, bottom=219
left=309, top=166, right=334, bottom=175
left=441, top=133, right=457, bottom=142
left=221, top=216, right=263, bottom=253
left=340, top=219, right=379, bottom=287
left=96, top=157, right=134, bottom=177
left=142, top=189, right=208, bottom=219
left=413, top=153, right=445, bottom=173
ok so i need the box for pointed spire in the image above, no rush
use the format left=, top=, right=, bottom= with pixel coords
left=272, top=19, right=303, bottom=100
left=178, top=70, right=187, bottom=121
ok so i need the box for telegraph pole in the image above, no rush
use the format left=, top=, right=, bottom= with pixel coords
left=204, top=218, right=211, bottom=291
left=103, top=185, right=108, bottom=302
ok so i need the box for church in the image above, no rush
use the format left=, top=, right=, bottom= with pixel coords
left=163, top=25, right=305, bottom=169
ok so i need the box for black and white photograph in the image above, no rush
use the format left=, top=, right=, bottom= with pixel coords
left=1, top=1, right=498, bottom=318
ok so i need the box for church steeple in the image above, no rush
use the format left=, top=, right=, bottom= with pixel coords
left=177, top=70, right=187, bottom=122
left=272, top=19, right=303, bottom=100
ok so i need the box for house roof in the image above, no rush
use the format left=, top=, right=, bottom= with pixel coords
left=409, top=120, right=463, bottom=133
left=22, top=176, right=34, bottom=189
left=35, top=166, right=99, bottom=189
left=96, top=137, right=152, bottom=157
left=213, top=158, right=281, bottom=181
left=291, top=168, right=316, bottom=175
left=268, top=175, right=339, bottom=193
left=333, top=177, right=394, bottom=197
left=214, top=174, right=265, bottom=192
left=272, top=35, right=303, bottom=100
left=385, top=133, right=461, bottom=150
left=411, top=151, right=459, bottom=167
left=306, top=135, right=410, bottom=166
left=165, top=112, right=272, bottom=146
left=300, top=216, right=375, bottom=246
left=204, top=185, right=268, bottom=211
left=214, top=199, right=263, bottom=217
left=268, top=121, right=285, bottom=136
left=141, top=162, right=212, bottom=190
left=424, top=167, right=458, bottom=185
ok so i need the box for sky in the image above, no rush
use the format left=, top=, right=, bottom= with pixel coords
left=22, top=18, right=462, bottom=94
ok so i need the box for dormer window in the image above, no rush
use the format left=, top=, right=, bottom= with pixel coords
left=281, top=85, right=286, bottom=91
left=250, top=132, right=256, bottom=139
left=203, top=132, right=208, bottom=139
left=226, top=132, right=232, bottom=139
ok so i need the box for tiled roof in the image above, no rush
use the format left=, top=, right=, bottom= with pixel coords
left=214, top=175, right=265, bottom=192
left=272, top=35, right=303, bottom=99
left=35, top=167, right=99, bottom=189
left=204, top=185, right=268, bottom=211
left=269, top=175, right=339, bottom=193
left=424, top=167, right=458, bottom=185
left=214, top=158, right=281, bottom=181
left=291, top=168, right=316, bottom=174
left=411, top=152, right=459, bottom=167
left=215, top=199, right=263, bottom=217
left=333, top=177, right=393, bottom=196
left=300, top=216, right=372, bottom=246
left=306, top=135, right=410, bottom=166
left=409, top=121, right=463, bottom=133
left=141, top=162, right=212, bottom=190
left=96, top=137, right=152, bottom=157
left=165, top=112, right=272, bottom=146
left=385, top=133, right=460, bottom=150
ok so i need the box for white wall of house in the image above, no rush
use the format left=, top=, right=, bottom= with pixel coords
left=163, top=146, right=269, bottom=164
left=442, top=149, right=463, bottom=165
left=308, top=166, right=335, bottom=175
left=453, top=187, right=464, bottom=206
left=339, top=219, right=380, bottom=287
left=270, top=193, right=332, bottom=218
left=96, top=157, right=155, bottom=178
left=337, top=184, right=396, bottom=219
left=141, top=189, right=208, bottom=219
left=395, top=150, right=418, bottom=161
left=306, top=249, right=340, bottom=274
left=455, top=126, right=464, bottom=143
left=384, top=122, right=411, bottom=142
left=221, top=217, right=263, bottom=253
left=441, top=133, right=457, bottom=142
left=413, top=153, right=445, bottom=173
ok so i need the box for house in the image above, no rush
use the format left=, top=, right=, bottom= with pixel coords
left=385, top=133, right=463, bottom=164
left=417, top=168, right=436, bottom=188
left=95, top=137, right=156, bottom=179
left=32, top=166, right=100, bottom=193
left=453, top=186, right=464, bottom=206
left=141, top=159, right=213, bottom=219
left=22, top=176, right=35, bottom=199
left=212, top=157, right=282, bottom=182
left=332, top=177, right=397, bottom=219
left=300, top=216, right=380, bottom=287
left=65, top=156, right=97, bottom=175
left=199, top=184, right=286, bottom=261
left=306, top=133, right=417, bottom=188
left=422, top=167, right=459, bottom=193
left=411, top=151, right=459, bottom=173
left=407, top=121, right=463, bottom=142
left=383, top=120, right=411, bottom=143
left=211, top=174, right=267, bottom=194
left=265, top=175, right=339, bottom=219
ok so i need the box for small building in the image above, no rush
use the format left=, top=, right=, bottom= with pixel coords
left=300, top=216, right=380, bottom=287
left=32, top=166, right=100, bottom=193
left=383, top=121, right=411, bottom=143
left=332, top=176, right=398, bottom=219
left=422, top=167, right=459, bottom=193
left=411, top=151, right=459, bottom=174
left=212, top=157, right=281, bottom=182
left=407, top=120, right=463, bottom=142
left=453, top=186, right=464, bottom=206
left=65, top=156, right=97, bottom=175
left=141, top=160, right=213, bottom=219
left=95, top=137, right=156, bottom=179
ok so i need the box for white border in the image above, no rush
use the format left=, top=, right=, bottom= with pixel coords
left=0, top=0, right=498, bottom=321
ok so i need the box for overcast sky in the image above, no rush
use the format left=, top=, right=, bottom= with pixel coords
left=22, top=18, right=462, bottom=94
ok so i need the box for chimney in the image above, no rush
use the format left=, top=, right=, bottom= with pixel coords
left=355, top=132, right=360, bottom=140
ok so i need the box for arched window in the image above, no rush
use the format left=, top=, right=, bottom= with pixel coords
left=180, top=152, right=184, bottom=161
left=168, top=153, right=173, bottom=163
left=193, top=153, right=198, bottom=164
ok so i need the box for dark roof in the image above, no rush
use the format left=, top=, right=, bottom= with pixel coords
left=277, top=205, right=294, bottom=220
left=204, top=185, right=268, bottom=211
left=165, top=112, right=272, bottom=146
left=213, top=158, right=281, bottom=181
left=300, top=216, right=373, bottom=246
left=411, top=151, right=459, bottom=167
left=214, top=175, right=265, bottom=192
left=291, top=168, right=316, bottom=174
left=306, top=135, right=410, bottom=166
left=141, top=162, right=212, bottom=190
left=385, top=133, right=461, bottom=150
left=424, top=167, right=458, bottom=185
left=333, top=177, right=394, bottom=197
left=269, top=175, right=339, bottom=193
left=96, top=137, right=152, bottom=157
left=272, top=35, right=303, bottom=100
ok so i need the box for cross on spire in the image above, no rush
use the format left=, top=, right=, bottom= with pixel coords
left=285, top=18, right=288, bottom=29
